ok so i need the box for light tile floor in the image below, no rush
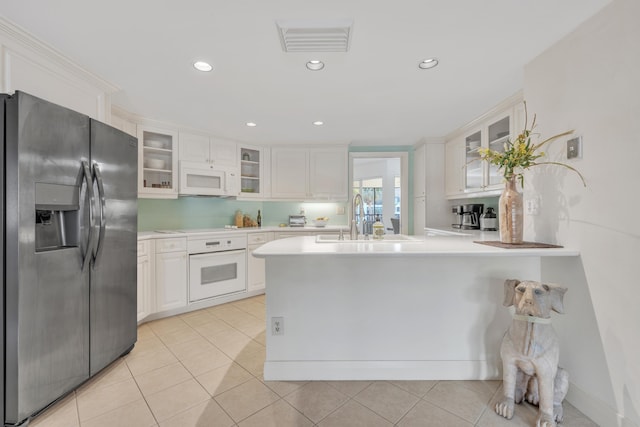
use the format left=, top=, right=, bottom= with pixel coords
left=31, top=295, right=598, bottom=426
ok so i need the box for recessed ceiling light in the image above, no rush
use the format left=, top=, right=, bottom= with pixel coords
left=246, top=122, right=257, bottom=127
left=193, top=61, right=213, bottom=72
left=312, top=121, right=324, bottom=126
left=306, top=60, right=325, bottom=71
left=418, top=58, right=439, bottom=70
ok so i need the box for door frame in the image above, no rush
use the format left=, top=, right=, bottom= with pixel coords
left=349, top=152, right=409, bottom=235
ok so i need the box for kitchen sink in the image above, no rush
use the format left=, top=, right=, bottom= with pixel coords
left=423, top=228, right=471, bottom=237
left=315, top=234, right=420, bottom=243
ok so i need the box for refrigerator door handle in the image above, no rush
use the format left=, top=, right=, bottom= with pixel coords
left=81, top=160, right=96, bottom=271
left=92, top=162, right=106, bottom=263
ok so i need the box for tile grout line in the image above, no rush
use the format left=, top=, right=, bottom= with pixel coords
left=123, top=350, right=161, bottom=427
left=73, top=390, right=81, bottom=427
left=171, top=312, right=256, bottom=425
left=393, top=391, right=423, bottom=426
left=474, top=380, right=504, bottom=426
left=134, top=318, right=227, bottom=426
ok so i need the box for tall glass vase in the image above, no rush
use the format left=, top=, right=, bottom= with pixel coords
left=499, top=176, right=523, bottom=244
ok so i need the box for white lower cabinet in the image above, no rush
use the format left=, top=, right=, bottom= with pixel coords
left=139, top=230, right=347, bottom=323
left=137, top=240, right=152, bottom=322
left=155, top=238, right=188, bottom=312
left=247, top=232, right=271, bottom=292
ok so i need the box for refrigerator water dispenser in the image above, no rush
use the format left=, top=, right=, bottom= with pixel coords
left=35, top=182, right=80, bottom=251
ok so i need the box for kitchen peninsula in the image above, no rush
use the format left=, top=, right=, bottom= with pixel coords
left=253, top=231, right=579, bottom=381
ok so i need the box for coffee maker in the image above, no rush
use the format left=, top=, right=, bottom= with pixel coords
left=461, top=204, right=484, bottom=230
left=451, top=205, right=464, bottom=229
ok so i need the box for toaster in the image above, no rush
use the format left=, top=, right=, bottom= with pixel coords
left=288, top=215, right=306, bottom=227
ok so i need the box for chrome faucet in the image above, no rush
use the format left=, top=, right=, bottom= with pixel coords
left=350, top=193, right=366, bottom=240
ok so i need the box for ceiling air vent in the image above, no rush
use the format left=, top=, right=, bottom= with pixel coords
left=276, top=19, right=353, bottom=52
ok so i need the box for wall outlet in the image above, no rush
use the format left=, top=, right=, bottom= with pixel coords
left=271, top=317, right=284, bottom=335
left=567, top=136, right=582, bottom=159
left=336, top=206, right=345, bottom=215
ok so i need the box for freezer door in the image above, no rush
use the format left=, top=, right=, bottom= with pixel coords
left=4, top=92, right=91, bottom=424
left=89, top=120, right=138, bottom=375
left=0, top=95, right=6, bottom=425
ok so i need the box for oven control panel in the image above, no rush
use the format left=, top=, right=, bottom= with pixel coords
left=187, top=235, right=247, bottom=254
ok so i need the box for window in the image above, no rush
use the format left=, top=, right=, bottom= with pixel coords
left=353, top=177, right=383, bottom=224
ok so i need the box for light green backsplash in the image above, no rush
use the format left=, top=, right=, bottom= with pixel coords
left=138, top=198, right=349, bottom=231
left=139, top=145, right=415, bottom=232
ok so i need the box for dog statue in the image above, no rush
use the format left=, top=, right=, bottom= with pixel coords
left=495, top=279, right=569, bottom=427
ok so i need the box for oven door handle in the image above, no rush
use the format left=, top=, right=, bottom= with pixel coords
left=189, top=248, right=247, bottom=257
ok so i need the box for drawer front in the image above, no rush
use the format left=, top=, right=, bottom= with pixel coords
left=248, top=232, right=269, bottom=245
left=137, top=240, right=150, bottom=257
left=155, top=237, right=187, bottom=253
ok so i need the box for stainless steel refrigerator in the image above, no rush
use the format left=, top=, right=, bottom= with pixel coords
left=0, top=91, right=138, bottom=426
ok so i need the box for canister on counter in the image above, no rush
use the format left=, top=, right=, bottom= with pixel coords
left=480, top=207, right=497, bottom=231
left=234, top=210, right=243, bottom=228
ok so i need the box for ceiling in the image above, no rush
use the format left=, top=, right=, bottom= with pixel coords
left=0, top=0, right=611, bottom=146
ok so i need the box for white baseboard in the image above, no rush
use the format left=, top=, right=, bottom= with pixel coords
left=623, top=417, right=640, bottom=427
left=138, top=288, right=265, bottom=324
left=566, top=381, right=622, bottom=427
left=264, top=360, right=501, bottom=381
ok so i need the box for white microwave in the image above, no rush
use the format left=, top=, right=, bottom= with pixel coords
left=179, top=161, right=239, bottom=197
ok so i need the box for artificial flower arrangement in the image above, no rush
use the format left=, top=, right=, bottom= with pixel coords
left=477, top=102, right=586, bottom=187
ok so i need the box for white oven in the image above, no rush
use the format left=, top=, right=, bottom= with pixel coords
left=188, top=234, right=246, bottom=303
left=179, top=161, right=239, bottom=196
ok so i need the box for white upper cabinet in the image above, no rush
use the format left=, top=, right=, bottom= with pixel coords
left=271, top=147, right=309, bottom=198
left=138, top=125, right=179, bottom=199
left=309, top=147, right=348, bottom=199
left=179, top=132, right=236, bottom=167
left=445, top=94, right=523, bottom=198
left=445, top=139, right=465, bottom=197
left=179, top=133, right=209, bottom=161
left=464, top=126, right=485, bottom=193
left=271, top=145, right=348, bottom=200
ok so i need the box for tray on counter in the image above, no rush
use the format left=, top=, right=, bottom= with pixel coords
left=474, top=241, right=563, bottom=249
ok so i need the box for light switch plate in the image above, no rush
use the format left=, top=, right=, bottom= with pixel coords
left=567, top=136, right=582, bottom=159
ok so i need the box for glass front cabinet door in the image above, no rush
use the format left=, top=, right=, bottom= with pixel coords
left=463, top=108, right=516, bottom=193
left=464, top=129, right=483, bottom=192
left=138, top=125, right=179, bottom=198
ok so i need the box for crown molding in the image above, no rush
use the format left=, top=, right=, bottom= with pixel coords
left=0, top=16, right=119, bottom=94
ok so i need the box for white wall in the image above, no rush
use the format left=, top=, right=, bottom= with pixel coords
left=0, top=17, right=116, bottom=121
left=523, top=0, right=639, bottom=425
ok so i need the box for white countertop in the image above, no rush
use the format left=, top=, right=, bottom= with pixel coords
left=137, top=225, right=348, bottom=240
left=253, top=229, right=580, bottom=257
